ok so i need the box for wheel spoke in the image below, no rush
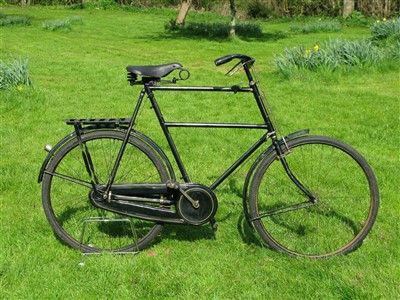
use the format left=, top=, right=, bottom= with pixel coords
left=42, top=130, right=170, bottom=253
left=252, top=200, right=316, bottom=220
left=249, top=136, right=379, bottom=257
left=44, top=171, right=92, bottom=188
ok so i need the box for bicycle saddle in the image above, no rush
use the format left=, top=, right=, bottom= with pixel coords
left=126, top=63, right=182, bottom=78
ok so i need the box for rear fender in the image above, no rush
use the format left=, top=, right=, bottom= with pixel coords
left=38, top=127, right=175, bottom=183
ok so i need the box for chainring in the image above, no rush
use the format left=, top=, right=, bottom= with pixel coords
left=176, top=185, right=218, bottom=225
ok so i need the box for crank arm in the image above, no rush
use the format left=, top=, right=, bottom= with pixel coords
left=166, top=180, right=200, bottom=209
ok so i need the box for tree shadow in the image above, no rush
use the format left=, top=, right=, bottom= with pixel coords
left=160, top=20, right=288, bottom=42
left=158, top=30, right=288, bottom=43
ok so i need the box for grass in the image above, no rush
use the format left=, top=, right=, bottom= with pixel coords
left=1, top=6, right=399, bottom=299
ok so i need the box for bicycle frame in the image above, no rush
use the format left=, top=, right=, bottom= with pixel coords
left=102, top=61, right=315, bottom=202
left=103, top=68, right=272, bottom=192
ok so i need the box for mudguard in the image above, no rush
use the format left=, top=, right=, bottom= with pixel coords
left=242, top=129, right=310, bottom=230
left=38, top=126, right=175, bottom=183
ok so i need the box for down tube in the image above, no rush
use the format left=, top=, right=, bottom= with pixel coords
left=210, top=132, right=271, bottom=190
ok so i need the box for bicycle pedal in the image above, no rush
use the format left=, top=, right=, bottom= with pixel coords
left=210, top=219, right=218, bottom=232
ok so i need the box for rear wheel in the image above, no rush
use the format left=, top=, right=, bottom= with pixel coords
left=42, top=130, right=170, bottom=253
left=249, top=136, right=379, bottom=258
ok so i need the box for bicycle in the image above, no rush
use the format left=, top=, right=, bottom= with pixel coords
left=38, top=54, right=379, bottom=258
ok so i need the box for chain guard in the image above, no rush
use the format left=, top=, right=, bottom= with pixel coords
left=176, top=185, right=218, bottom=225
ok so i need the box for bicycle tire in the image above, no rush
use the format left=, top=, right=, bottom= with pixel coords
left=42, top=130, right=170, bottom=253
left=249, top=135, right=379, bottom=258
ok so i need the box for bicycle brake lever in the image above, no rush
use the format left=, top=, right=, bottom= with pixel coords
left=226, top=61, right=243, bottom=77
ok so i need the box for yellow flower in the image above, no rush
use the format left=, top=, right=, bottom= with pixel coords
left=306, top=49, right=311, bottom=55
left=313, top=45, right=319, bottom=51
left=17, top=85, right=23, bottom=91
left=383, top=18, right=387, bottom=22
left=376, top=20, right=380, bottom=23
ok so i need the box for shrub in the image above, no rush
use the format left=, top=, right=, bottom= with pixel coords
left=247, top=0, right=271, bottom=19
left=42, top=19, right=72, bottom=31
left=342, top=11, right=370, bottom=27
left=0, top=14, right=32, bottom=27
left=371, top=17, right=400, bottom=40
left=274, top=39, right=384, bottom=77
left=290, top=19, right=342, bottom=34
left=0, top=57, right=33, bottom=90
left=42, top=16, right=83, bottom=31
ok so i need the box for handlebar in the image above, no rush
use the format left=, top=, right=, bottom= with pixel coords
left=214, top=54, right=254, bottom=66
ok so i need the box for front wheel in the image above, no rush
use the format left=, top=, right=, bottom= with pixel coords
left=42, top=130, right=171, bottom=253
left=249, top=136, right=379, bottom=258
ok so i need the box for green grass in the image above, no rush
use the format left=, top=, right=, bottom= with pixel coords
left=1, top=6, right=399, bottom=299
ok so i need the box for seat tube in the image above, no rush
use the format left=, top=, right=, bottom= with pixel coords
left=145, top=84, right=191, bottom=182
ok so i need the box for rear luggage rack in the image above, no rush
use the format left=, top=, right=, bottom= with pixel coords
left=65, top=118, right=132, bottom=126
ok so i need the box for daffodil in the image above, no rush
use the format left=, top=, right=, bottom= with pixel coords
left=313, top=45, right=319, bottom=51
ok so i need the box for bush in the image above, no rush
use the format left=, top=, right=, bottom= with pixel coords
left=247, top=0, right=271, bottom=19
left=342, top=11, right=371, bottom=27
left=290, top=19, right=342, bottom=34
left=0, top=14, right=32, bottom=27
left=371, top=17, right=400, bottom=40
left=0, top=57, right=33, bottom=90
left=42, top=16, right=83, bottom=31
left=274, top=39, right=385, bottom=77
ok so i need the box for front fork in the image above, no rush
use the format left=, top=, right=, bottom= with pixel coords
left=271, top=135, right=317, bottom=203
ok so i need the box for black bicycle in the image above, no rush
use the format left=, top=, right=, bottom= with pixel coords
left=38, top=54, right=379, bottom=258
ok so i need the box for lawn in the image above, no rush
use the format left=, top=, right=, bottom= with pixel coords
left=1, top=6, right=399, bottom=299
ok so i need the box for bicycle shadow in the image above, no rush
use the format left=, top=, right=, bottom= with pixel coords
left=162, top=223, right=216, bottom=242
left=237, top=213, right=264, bottom=247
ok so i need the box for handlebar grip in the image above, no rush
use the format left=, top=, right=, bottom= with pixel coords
left=214, top=54, right=254, bottom=66
left=215, top=55, right=235, bottom=66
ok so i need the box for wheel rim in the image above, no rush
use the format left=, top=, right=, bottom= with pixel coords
left=252, top=137, right=378, bottom=257
left=43, top=131, right=169, bottom=252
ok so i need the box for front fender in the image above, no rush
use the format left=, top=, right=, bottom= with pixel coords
left=242, top=129, right=310, bottom=230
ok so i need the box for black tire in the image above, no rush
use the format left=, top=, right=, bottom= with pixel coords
left=249, top=136, right=379, bottom=258
left=42, top=130, right=170, bottom=253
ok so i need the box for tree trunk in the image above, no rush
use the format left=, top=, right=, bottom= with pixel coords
left=176, top=0, right=192, bottom=26
left=229, top=0, right=236, bottom=36
left=343, top=0, right=355, bottom=17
